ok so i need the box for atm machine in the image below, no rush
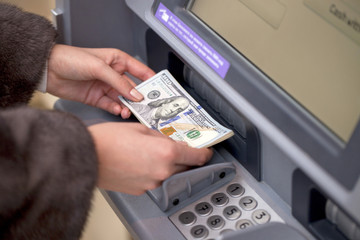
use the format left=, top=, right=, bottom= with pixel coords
left=52, top=0, right=360, bottom=239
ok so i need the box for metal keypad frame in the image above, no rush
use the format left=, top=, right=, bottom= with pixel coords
left=170, top=173, right=284, bottom=239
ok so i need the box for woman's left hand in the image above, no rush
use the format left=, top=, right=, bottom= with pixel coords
left=47, top=44, right=155, bottom=118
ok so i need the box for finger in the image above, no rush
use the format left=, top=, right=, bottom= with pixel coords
left=84, top=48, right=155, bottom=82
left=120, top=107, right=131, bottom=119
left=93, top=64, right=144, bottom=102
left=176, top=144, right=213, bottom=166
left=104, top=91, right=131, bottom=118
left=124, top=56, right=155, bottom=82
left=122, top=74, right=138, bottom=88
left=104, top=82, right=136, bottom=119
left=172, top=164, right=191, bottom=175
left=93, top=95, right=123, bottom=115
left=106, top=88, right=123, bottom=103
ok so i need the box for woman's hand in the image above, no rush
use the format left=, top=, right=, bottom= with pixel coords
left=88, top=122, right=213, bottom=195
left=47, top=44, right=155, bottom=118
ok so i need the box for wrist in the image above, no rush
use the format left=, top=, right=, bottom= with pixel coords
left=37, top=61, right=48, bottom=93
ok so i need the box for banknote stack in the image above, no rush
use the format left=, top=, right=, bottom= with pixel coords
left=119, top=70, right=234, bottom=148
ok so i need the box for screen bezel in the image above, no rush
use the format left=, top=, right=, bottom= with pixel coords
left=152, top=0, right=359, bottom=190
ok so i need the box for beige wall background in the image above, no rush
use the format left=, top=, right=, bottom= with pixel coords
left=1, top=0, right=54, bottom=18
left=0, top=0, right=131, bottom=239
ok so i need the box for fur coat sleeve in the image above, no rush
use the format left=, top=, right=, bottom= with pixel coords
left=0, top=4, right=98, bottom=240
left=0, top=3, right=56, bottom=106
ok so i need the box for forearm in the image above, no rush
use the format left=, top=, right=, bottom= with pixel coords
left=0, top=106, right=98, bottom=239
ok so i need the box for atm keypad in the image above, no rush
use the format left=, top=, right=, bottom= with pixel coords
left=169, top=181, right=283, bottom=239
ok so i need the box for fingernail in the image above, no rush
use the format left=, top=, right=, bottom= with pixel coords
left=130, top=89, right=143, bottom=101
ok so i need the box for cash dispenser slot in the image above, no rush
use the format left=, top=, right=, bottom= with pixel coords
left=292, top=170, right=360, bottom=240
left=145, top=28, right=262, bottom=181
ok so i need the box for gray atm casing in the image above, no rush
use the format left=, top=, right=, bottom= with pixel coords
left=53, top=0, right=360, bottom=239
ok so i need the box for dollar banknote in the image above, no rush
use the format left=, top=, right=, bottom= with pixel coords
left=119, top=70, right=234, bottom=148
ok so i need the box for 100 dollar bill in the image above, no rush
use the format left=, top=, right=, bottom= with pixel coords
left=119, top=70, right=234, bottom=148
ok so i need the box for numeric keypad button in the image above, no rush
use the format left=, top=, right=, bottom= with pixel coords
left=207, top=215, right=225, bottom=230
left=252, top=209, right=271, bottom=224
left=190, top=225, right=208, bottom=239
left=179, top=211, right=196, bottom=226
left=223, top=205, right=241, bottom=220
left=236, top=219, right=253, bottom=230
left=211, top=193, right=229, bottom=207
left=226, top=183, right=245, bottom=197
left=195, top=202, right=213, bottom=216
left=239, top=196, right=257, bottom=210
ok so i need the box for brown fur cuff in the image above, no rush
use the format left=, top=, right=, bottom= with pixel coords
left=0, top=3, right=57, bottom=107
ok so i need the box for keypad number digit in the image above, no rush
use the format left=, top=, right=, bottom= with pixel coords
left=239, top=196, right=257, bottom=210
left=252, top=209, right=271, bottom=224
left=226, top=183, right=245, bottom=197
left=190, top=225, right=209, bottom=239
left=195, top=202, right=213, bottom=216
left=211, top=193, right=229, bottom=207
left=223, top=206, right=241, bottom=220
left=236, top=219, right=253, bottom=230
left=207, top=215, right=225, bottom=230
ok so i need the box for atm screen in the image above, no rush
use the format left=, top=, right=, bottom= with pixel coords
left=190, top=0, right=360, bottom=142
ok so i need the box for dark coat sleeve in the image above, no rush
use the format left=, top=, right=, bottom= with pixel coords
left=0, top=4, right=98, bottom=240
left=0, top=107, right=98, bottom=240
left=0, top=3, right=57, bottom=107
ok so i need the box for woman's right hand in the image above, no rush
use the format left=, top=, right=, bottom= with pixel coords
left=88, top=122, right=213, bottom=195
